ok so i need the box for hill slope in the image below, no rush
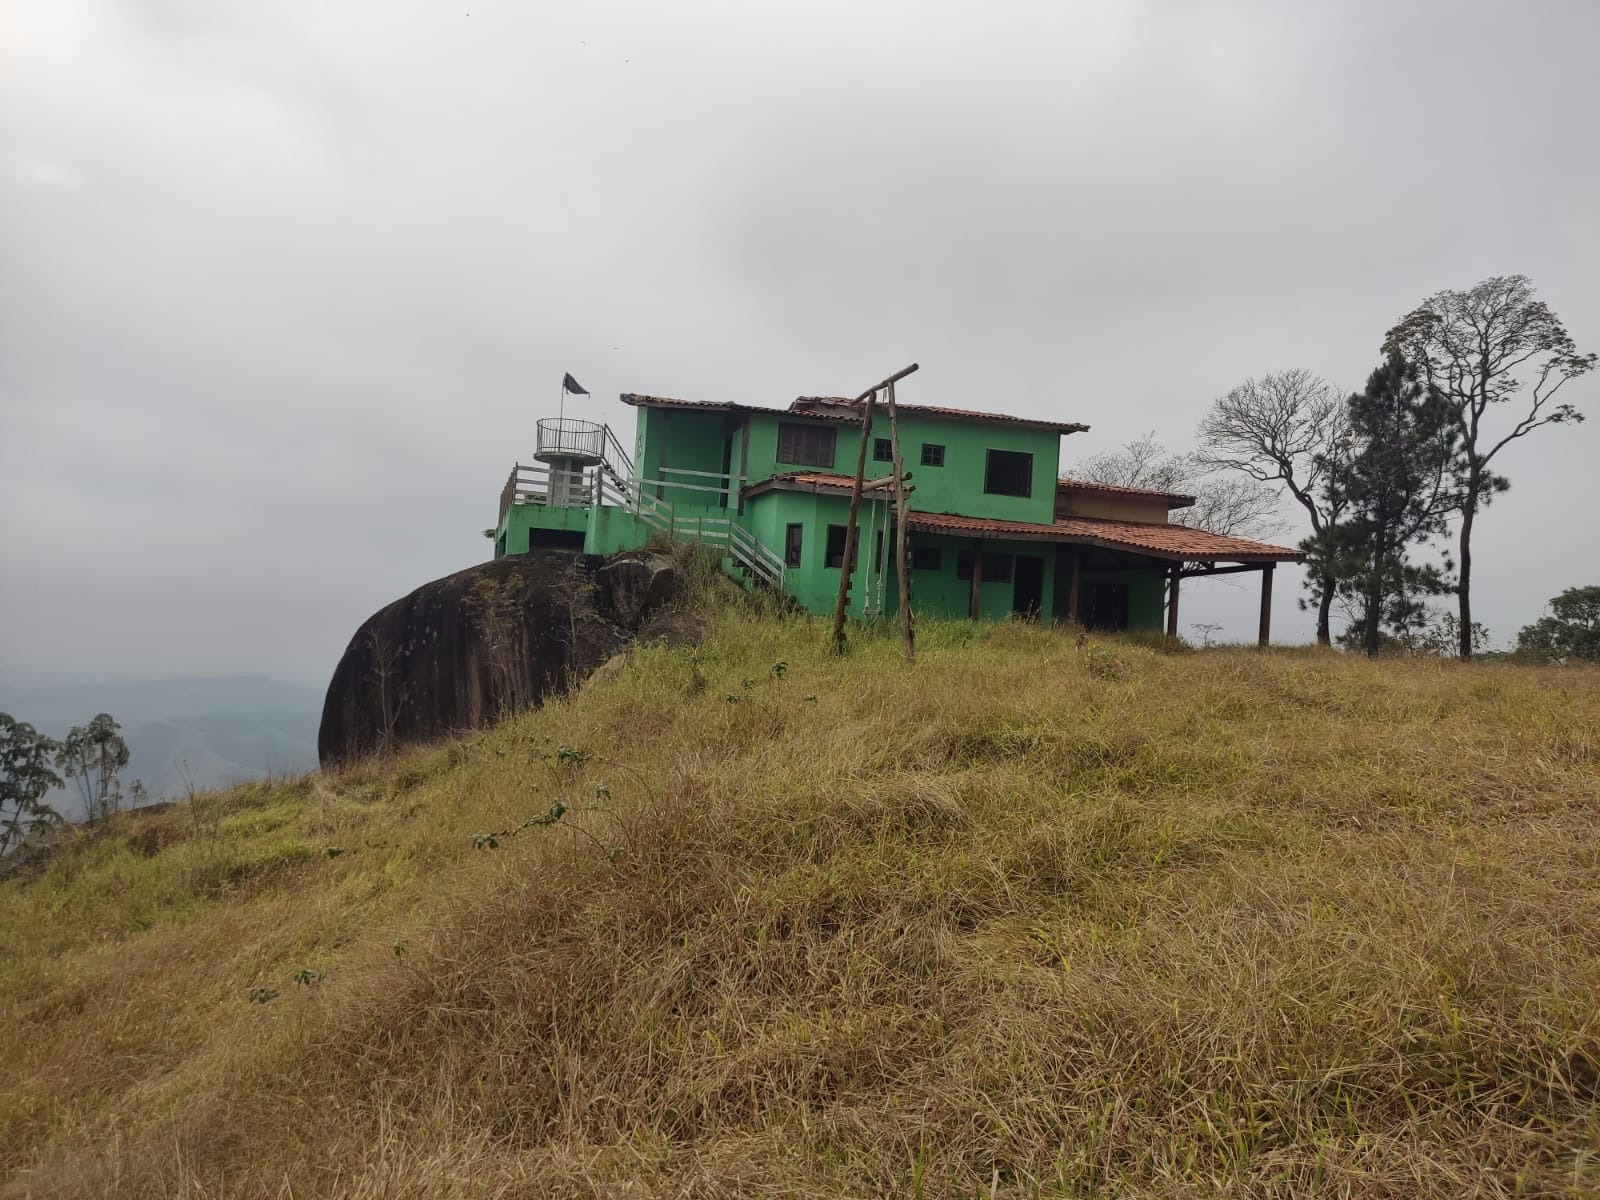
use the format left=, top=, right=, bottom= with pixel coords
left=3, top=615, right=1598, bottom=1198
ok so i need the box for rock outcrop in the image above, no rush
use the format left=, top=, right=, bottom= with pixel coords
left=317, top=550, right=681, bottom=766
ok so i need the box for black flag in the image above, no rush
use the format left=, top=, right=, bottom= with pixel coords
left=562, top=373, right=589, bottom=395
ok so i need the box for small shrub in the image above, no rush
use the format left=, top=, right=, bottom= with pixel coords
left=1083, top=644, right=1128, bottom=680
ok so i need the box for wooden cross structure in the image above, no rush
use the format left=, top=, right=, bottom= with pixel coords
left=830, top=362, right=921, bottom=660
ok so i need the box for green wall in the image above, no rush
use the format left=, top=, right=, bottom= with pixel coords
left=635, top=404, right=1067, bottom=527
left=854, top=411, right=1061, bottom=525
left=496, top=502, right=589, bottom=556
left=746, top=491, right=887, bottom=620
left=639, top=408, right=737, bottom=513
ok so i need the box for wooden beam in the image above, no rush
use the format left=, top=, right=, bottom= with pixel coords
left=829, top=390, right=877, bottom=654
left=853, top=363, right=920, bottom=404
left=1180, top=561, right=1286, bottom=579
left=1258, top=563, right=1275, bottom=647
left=1166, top=566, right=1180, bottom=638
left=887, top=379, right=915, bottom=663
left=861, top=471, right=912, bottom=493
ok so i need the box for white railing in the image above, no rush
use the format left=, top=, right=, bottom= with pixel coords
left=499, top=459, right=786, bottom=593
left=500, top=462, right=602, bottom=517
left=598, top=465, right=786, bottom=591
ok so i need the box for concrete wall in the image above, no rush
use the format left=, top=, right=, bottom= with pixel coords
left=738, top=409, right=1065, bottom=525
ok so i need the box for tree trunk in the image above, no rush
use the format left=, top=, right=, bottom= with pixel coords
left=1363, top=539, right=1383, bottom=658
left=1315, top=573, right=1334, bottom=646
left=1457, top=499, right=1475, bottom=661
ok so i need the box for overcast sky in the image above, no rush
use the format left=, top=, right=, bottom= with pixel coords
left=2, top=0, right=1596, bottom=688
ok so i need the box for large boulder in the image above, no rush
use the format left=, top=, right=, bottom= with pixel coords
left=593, top=553, right=679, bottom=630
left=318, top=550, right=664, bottom=767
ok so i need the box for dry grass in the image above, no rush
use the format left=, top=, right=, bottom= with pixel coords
left=2, top=613, right=1598, bottom=1198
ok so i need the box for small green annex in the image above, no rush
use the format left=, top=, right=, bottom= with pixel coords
left=492, top=392, right=1303, bottom=640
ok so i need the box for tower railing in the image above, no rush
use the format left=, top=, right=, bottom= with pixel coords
left=535, top=417, right=605, bottom=461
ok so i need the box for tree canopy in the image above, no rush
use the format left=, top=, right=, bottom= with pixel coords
left=1, top=713, right=64, bottom=855
left=1384, top=275, right=1594, bottom=658
left=1515, top=586, right=1600, bottom=664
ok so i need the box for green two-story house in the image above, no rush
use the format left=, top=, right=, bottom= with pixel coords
left=492, top=392, right=1303, bottom=640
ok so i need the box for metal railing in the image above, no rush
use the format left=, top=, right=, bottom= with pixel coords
left=536, top=417, right=606, bottom=461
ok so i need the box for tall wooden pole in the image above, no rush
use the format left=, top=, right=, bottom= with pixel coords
left=886, top=380, right=915, bottom=662
left=1166, top=566, right=1181, bottom=638
left=1067, top=551, right=1082, bottom=623
left=830, top=390, right=877, bottom=654
left=969, top=539, right=983, bottom=620
left=1258, top=563, right=1275, bottom=647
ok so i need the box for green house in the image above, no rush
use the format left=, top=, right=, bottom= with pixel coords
left=492, top=393, right=1303, bottom=640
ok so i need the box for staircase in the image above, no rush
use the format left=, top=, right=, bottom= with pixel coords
left=594, top=465, right=789, bottom=592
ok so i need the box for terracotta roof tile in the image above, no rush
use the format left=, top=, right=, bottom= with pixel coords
left=1056, top=477, right=1196, bottom=508
left=619, top=394, right=745, bottom=411
left=790, top=396, right=1088, bottom=434
left=905, top=511, right=1302, bottom=563
left=742, top=475, right=1302, bottom=563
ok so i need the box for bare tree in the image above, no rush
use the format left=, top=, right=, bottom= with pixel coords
left=1384, top=275, right=1595, bottom=659
left=464, top=576, right=523, bottom=717
left=1073, top=432, right=1284, bottom=540
left=365, top=630, right=407, bottom=755
left=1196, top=369, right=1352, bottom=645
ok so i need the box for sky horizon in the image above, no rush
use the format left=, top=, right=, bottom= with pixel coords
left=3, top=1, right=1597, bottom=691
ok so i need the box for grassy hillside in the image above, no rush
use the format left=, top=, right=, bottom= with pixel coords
left=3, top=610, right=1598, bottom=1198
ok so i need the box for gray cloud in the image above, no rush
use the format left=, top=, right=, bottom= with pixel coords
left=3, top=0, right=1596, bottom=687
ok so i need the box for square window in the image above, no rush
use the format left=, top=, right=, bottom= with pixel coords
left=824, top=524, right=858, bottom=569
left=777, top=422, right=837, bottom=469
left=920, top=443, right=945, bottom=467
left=911, top=545, right=942, bottom=571
left=983, top=449, right=1033, bottom=497
left=956, top=550, right=974, bottom=581
left=873, top=437, right=893, bottom=462
left=982, top=551, right=1014, bottom=582
left=784, top=523, right=803, bottom=568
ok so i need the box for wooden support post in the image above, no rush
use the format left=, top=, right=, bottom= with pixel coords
left=1068, top=551, right=1082, bottom=623
left=886, top=380, right=915, bottom=662
left=1258, top=563, right=1275, bottom=647
left=969, top=539, right=983, bottom=620
left=1166, top=566, right=1181, bottom=638
left=829, top=390, right=877, bottom=654
left=736, top=419, right=751, bottom=515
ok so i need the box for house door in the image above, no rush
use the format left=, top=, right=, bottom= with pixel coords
left=1013, top=555, right=1044, bottom=617
left=1083, top=580, right=1130, bottom=631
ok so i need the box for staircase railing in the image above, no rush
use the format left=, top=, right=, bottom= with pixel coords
left=597, top=465, right=786, bottom=592
left=502, top=454, right=786, bottom=593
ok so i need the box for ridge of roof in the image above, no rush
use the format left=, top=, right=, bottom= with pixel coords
left=616, top=393, right=1089, bottom=435
left=790, top=396, right=1089, bottom=434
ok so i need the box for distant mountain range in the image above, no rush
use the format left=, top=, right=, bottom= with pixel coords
left=0, top=676, right=322, bottom=820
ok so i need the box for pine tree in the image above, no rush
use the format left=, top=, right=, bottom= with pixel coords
left=1325, top=352, right=1462, bottom=657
